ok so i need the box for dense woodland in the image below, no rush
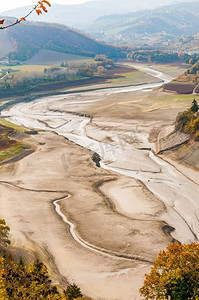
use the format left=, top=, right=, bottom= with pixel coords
left=0, top=219, right=87, bottom=300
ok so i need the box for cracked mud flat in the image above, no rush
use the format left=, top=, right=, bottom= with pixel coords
left=1, top=64, right=198, bottom=299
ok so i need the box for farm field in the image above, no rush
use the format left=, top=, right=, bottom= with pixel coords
left=164, top=82, right=196, bottom=94
left=24, top=49, right=94, bottom=65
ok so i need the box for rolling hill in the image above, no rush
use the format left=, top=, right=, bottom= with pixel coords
left=83, top=1, right=199, bottom=49
left=0, top=20, right=126, bottom=62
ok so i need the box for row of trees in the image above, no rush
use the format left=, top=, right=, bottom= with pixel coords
left=0, top=57, right=115, bottom=93
left=127, top=50, right=199, bottom=65
left=127, top=50, right=183, bottom=63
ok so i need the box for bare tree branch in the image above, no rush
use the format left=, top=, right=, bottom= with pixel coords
left=0, top=1, right=51, bottom=30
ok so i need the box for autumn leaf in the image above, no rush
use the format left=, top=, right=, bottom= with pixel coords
left=42, top=0, right=51, bottom=7
left=36, top=9, right=42, bottom=15
left=0, top=19, right=5, bottom=24
left=40, top=5, right=48, bottom=13
left=38, top=1, right=48, bottom=12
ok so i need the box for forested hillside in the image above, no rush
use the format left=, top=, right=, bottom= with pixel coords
left=0, top=20, right=126, bottom=62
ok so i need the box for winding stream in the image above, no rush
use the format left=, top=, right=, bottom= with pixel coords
left=2, top=64, right=199, bottom=246
left=54, top=197, right=153, bottom=263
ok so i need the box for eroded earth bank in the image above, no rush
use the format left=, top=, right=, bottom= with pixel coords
left=1, top=64, right=199, bottom=299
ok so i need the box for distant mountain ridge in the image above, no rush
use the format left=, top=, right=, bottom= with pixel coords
left=0, top=19, right=125, bottom=62
left=1, top=0, right=196, bottom=27
left=83, top=1, right=199, bottom=49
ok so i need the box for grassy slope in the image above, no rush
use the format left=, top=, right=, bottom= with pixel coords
left=0, top=118, right=27, bottom=132
left=0, top=121, right=29, bottom=163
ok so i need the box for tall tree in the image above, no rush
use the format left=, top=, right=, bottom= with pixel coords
left=140, top=242, right=199, bottom=299
left=64, top=284, right=83, bottom=300
left=191, top=99, right=198, bottom=113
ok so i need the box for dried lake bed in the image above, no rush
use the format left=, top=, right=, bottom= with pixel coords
left=1, top=63, right=198, bottom=299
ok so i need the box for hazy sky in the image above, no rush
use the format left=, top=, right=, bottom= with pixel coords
left=0, top=0, right=194, bottom=13
left=0, top=0, right=92, bottom=12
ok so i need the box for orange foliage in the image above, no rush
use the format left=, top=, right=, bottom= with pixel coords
left=43, top=0, right=51, bottom=7
left=36, top=9, right=42, bottom=15
left=38, top=1, right=48, bottom=12
left=140, top=242, right=199, bottom=299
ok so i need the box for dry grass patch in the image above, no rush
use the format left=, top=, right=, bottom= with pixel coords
left=0, top=121, right=30, bottom=163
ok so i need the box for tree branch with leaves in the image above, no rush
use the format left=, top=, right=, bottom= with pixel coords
left=0, top=0, right=51, bottom=30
